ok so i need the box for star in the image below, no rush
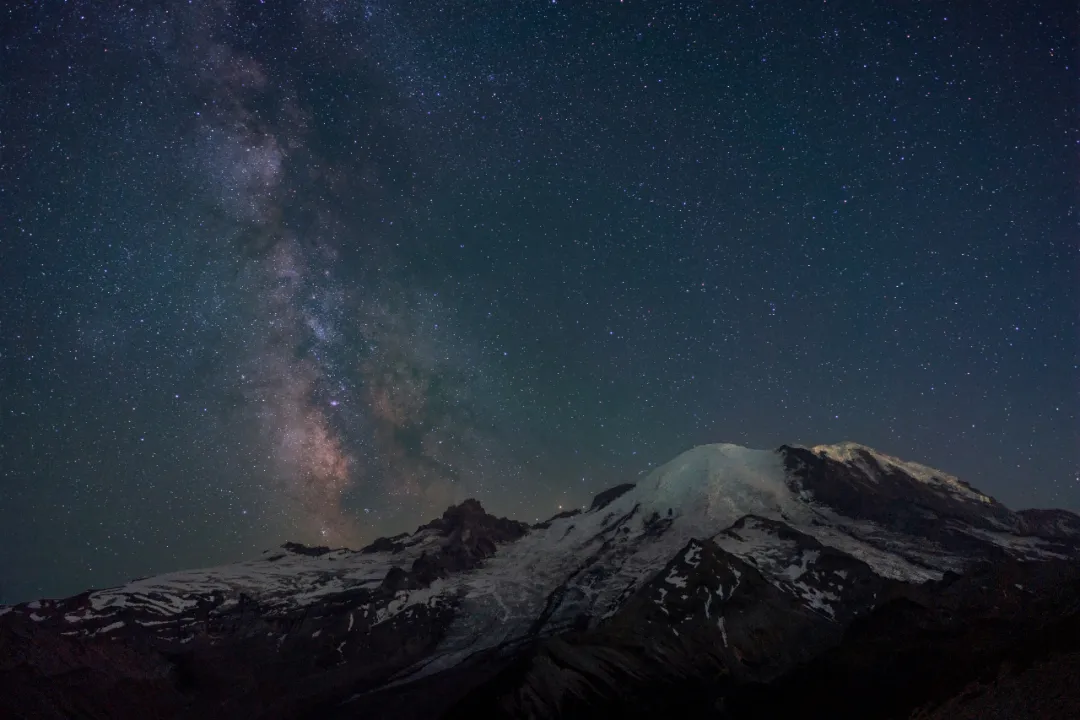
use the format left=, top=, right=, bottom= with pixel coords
left=0, top=0, right=1074, bottom=606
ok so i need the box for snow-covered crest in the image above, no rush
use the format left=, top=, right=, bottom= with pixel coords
left=808, top=441, right=994, bottom=504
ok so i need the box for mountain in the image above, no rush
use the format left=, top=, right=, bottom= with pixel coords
left=2, top=442, right=1079, bottom=719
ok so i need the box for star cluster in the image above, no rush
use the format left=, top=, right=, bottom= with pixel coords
left=0, top=0, right=1075, bottom=604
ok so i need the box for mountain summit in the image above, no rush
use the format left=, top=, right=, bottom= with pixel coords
left=3, top=442, right=1079, bottom=719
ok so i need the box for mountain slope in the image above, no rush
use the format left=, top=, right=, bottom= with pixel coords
left=2, top=442, right=1077, bottom=719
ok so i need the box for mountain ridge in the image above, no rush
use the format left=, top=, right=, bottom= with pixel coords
left=2, top=441, right=1078, bottom=719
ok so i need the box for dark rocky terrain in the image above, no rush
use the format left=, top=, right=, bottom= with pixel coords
left=2, top=442, right=1078, bottom=719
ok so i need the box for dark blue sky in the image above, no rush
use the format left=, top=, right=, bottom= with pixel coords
left=1, top=0, right=1076, bottom=603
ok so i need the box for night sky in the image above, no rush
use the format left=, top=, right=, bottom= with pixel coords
left=1, top=0, right=1076, bottom=604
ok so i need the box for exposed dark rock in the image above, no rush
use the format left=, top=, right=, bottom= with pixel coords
left=418, top=498, right=530, bottom=540
left=1016, top=508, right=1080, bottom=539
left=589, top=483, right=636, bottom=511
left=533, top=509, right=582, bottom=529
left=280, top=542, right=334, bottom=557
left=641, top=510, right=673, bottom=538
left=361, top=533, right=409, bottom=554
left=381, top=566, right=411, bottom=593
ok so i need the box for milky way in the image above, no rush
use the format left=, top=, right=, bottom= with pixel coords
left=180, top=31, right=352, bottom=546
left=0, top=0, right=1075, bottom=604
left=179, top=0, right=553, bottom=551
left=177, top=16, right=514, bottom=546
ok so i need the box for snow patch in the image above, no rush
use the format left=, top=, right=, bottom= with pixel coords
left=91, top=620, right=125, bottom=636
left=781, top=550, right=819, bottom=581
left=664, top=567, right=687, bottom=589
left=792, top=583, right=838, bottom=619
left=683, top=543, right=702, bottom=568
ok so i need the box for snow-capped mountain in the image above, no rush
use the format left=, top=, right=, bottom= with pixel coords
left=3, top=442, right=1079, bottom=719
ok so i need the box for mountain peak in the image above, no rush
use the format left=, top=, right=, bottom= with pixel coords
left=2, top=441, right=1077, bottom=719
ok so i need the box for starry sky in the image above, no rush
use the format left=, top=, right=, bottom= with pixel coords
left=0, top=0, right=1076, bottom=604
